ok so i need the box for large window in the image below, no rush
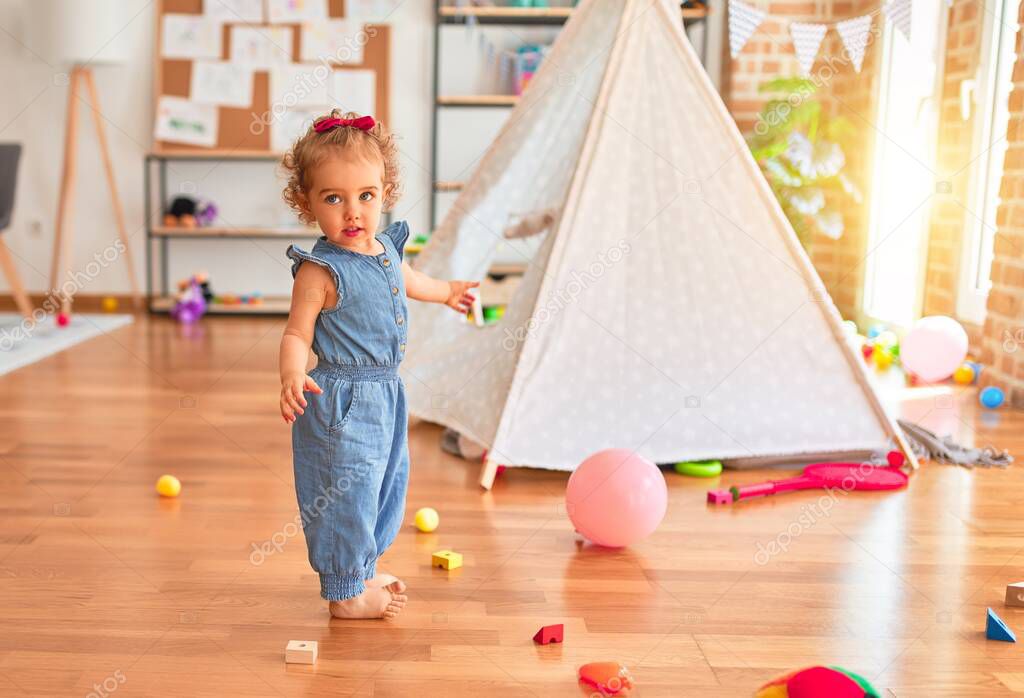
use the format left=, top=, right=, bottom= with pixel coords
left=862, top=0, right=948, bottom=328
left=957, top=0, right=1020, bottom=323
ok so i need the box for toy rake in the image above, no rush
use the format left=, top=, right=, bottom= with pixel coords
left=707, top=451, right=908, bottom=505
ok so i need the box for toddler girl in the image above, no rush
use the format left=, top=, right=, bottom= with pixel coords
left=278, top=111, right=478, bottom=619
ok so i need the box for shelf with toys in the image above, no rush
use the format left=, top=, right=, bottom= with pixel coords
left=144, top=153, right=367, bottom=318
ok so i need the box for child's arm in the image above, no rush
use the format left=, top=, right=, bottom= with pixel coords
left=401, top=261, right=479, bottom=313
left=279, top=264, right=329, bottom=424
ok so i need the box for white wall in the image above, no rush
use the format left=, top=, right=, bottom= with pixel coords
left=0, top=0, right=722, bottom=298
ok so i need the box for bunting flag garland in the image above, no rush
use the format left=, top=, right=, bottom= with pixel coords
left=835, top=14, right=873, bottom=73
left=727, top=1, right=917, bottom=75
left=883, top=0, right=913, bottom=42
left=728, top=0, right=766, bottom=58
left=789, top=22, right=828, bottom=76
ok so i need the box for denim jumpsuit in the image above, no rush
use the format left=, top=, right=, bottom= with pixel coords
left=285, top=220, right=410, bottom=601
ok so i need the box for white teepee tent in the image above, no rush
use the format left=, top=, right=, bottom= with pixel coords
left=403, top=0, right=915, bottom=488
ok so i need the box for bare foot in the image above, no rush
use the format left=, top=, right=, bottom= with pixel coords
left=365, top=573, right=404, bottom=589
left=329, top=581, right=407, bottom=619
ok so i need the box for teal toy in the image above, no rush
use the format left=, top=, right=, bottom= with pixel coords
left=674, top=460, right=723, bottom=478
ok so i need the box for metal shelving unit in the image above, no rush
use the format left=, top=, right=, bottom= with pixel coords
left=428, top=1, right=712, bottom=229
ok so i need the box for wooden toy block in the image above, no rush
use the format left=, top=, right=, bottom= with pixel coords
left=987, top=607, right=1017, bottom=643
left=432, top=550, right=463, bottom=570
left=285, top=640, right=318, bottom=664
left=707, top=489, right=733, bottom=504
left=1006, top=582, right=1024, bottom=607
left=533, top=623, right=564, bottom=645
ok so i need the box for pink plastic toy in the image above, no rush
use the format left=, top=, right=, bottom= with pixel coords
left=566, top=449, right=667, bottom=547
left=708, top=451, right=908, bottom=505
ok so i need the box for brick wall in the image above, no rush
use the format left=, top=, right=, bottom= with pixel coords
left=922, top=0, right=983, bottom=341
left=724, top=0, right=882, bottom=321
left=979, top=0, right=1024, bottom=408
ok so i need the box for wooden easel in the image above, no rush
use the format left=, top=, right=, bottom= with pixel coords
left=49, top=65, right=142, bottom=316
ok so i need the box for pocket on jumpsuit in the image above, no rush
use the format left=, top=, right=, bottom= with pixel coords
left=328, top=380, right=361, bottom=434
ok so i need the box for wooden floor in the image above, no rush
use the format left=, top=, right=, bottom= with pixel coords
left=2, top=314, right=1023, bottom=697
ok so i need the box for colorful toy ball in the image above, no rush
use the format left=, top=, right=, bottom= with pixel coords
left=861, top=343, right=874, bottom=361
left=156, top=474, right=181, bottom=498
left=900, top=315, right=968, bottom=383
left=953, top=363, right=976, bottom=385
left=566, top=449, right=667, bottom=548
left=101, top=296, right=118, bottom=313
left=56, top=312, right=70, bottom=327
left=980, top=386, right=1005, bottom=409
left=755, top=665, right=880, bottom=698
left=872, top=347, right=893, bottom=371
left=874, top=330, right=898, bottom=349
left=414, top=507, right=439, bottom=532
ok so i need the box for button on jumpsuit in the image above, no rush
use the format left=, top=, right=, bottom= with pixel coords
left=285, top=220, right=410, bottom=601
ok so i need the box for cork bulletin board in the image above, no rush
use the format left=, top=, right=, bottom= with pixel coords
left=153, top=0, right=390, bottom=155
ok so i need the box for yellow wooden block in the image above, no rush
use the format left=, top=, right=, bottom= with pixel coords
left=285, top=640, right=317, bottom=664
left=432, top=550, right=463, bottom=570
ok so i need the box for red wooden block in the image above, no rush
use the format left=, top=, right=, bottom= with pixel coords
left=533, top=623, right=564, bottom=645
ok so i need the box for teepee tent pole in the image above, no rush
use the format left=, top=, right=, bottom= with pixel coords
left=652, top=0, right=918, bottom=470
left=479, top=0, right=637, bottom=489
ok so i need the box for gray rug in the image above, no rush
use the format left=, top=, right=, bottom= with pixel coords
left=0, top=313, right=134, bottom=376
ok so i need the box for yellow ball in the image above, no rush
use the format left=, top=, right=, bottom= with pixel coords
left=101, top=296, right=118, bottom=312
left=873, top=348, right=893, bottom=370
left=953, top=364, right=975, bottom=385
left=156, top=474, right=181, bottom=497
left=414, top=507, right=439, bottom=532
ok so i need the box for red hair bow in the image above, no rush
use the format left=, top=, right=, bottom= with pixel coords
left=314, top=115, right=376, bottom=133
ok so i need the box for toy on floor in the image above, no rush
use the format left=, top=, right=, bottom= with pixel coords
left=414, top=507, right=439, bottom=533
left=284, top=640, right=317, bottom=664
left=755, top=665, right=880, bottom=697
left=101, top=296, right=118, bottom=313
left=953, top=363, right=976, bottom=385
left=566, top=449, right=667, bottom=548
left=56, top=312, right=70, bottom=327
left=674, top=460, right=722, bottom=478
left=987, top=607, right=1016, bottom=642
left=177, top=271, right=214, bottom=303
left=163, top=195, right=217, bottom=228
left=578, top=661, right=633, bottom=695
left=533, top=623, right=563, bottom=645
left=171, top=278, right=207, bottom=324
left=708, top=452, right=908, bottom=505
left=432, top=550, right=462, bottom=570
left=156, top=474, right=181, bottom=497
left=980, top=386, right=1005, bottom=409
left=1006, top=582, right=1024, bottom=607
left=900, top=315, right=968, bottom=383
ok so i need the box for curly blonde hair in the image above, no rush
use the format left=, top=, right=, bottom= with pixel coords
left=281, top=110, right=401, bottom=225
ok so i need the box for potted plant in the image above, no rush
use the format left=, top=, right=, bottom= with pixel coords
left=746, top=77, right=861, bottom=249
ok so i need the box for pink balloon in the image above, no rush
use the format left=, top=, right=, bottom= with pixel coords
left=566, top=449, right=668, bottom=548
left=900, top=316, right=968, bottom=383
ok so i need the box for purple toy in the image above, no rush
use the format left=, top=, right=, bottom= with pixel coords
left=171, top=279, right=207, bottom=324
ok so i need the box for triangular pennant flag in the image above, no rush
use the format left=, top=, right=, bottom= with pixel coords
left=836, top=14, right=872, bottom=73
left=790, top=22, right=827, bottom=76
left=987, top=607, right=1017, bottom=642
left=728, top=0, right=766, bottom=58
left=883, top=0, right=913, bottom=42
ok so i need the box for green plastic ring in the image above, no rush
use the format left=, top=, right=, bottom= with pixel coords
left=673, top=460, right=723, bottom=478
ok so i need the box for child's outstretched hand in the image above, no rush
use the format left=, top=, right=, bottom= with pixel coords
left=281, top=372, right=323, bottom=424
left=446, top=280, right=480, bottom=313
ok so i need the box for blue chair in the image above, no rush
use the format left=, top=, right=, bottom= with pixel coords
left=0, top=144, right=33, bottom=320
